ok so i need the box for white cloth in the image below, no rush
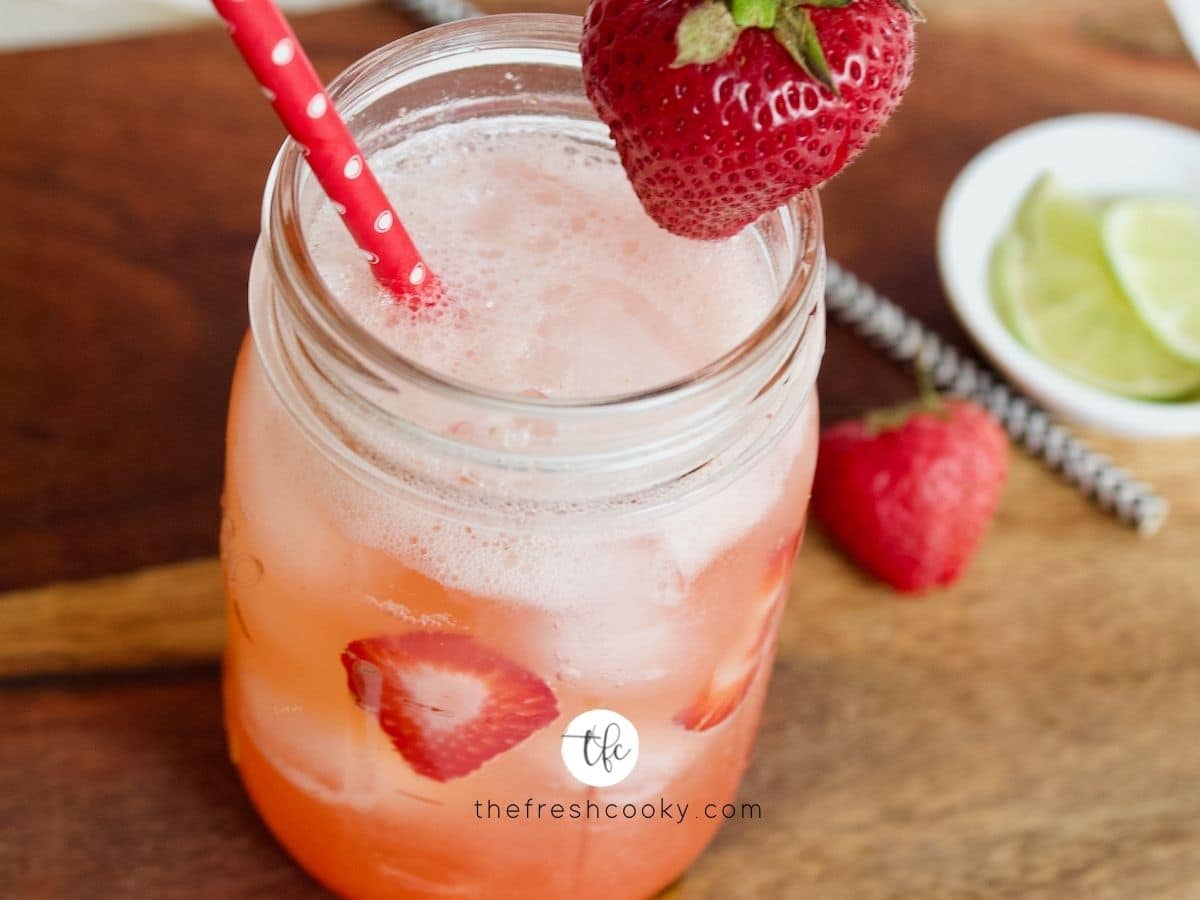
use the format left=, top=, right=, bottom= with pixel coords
left=1167, top=0, right=1200, bottom=64
left=0, top=0, right=363, bottom=51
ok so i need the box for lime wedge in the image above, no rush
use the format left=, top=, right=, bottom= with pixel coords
left=1102, top=199, right=1200, bottom=364
left=992, top=177, right=1200, bottom=400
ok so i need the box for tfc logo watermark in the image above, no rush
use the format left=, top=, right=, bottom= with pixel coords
left=560, top=709, right=639, bottom=787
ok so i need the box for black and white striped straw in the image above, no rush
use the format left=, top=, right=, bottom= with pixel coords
left=391, top=0, right=1170, bottom=537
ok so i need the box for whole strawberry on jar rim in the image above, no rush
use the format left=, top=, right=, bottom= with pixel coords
left=581, top=0, right=921, bottom=240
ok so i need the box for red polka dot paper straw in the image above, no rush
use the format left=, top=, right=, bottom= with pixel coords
left=213, top=0, right=434, bottom=304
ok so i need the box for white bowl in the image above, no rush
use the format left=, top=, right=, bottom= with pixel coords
left=937, top=113, right=1200, bottom=438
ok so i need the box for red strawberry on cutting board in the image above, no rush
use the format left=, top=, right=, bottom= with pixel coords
left=582, top=0, right=919, bottom=239
left=342, top=631, right=558, bottom=781
left=813, top=396, right=1009, bottom=594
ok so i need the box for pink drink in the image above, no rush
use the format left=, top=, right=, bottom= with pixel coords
left=307, top=123, right=782, bottom=398
left=222, top=15, right=824, bottom=899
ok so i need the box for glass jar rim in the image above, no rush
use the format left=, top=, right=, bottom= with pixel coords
left=261, top=12, right=824, bottom=420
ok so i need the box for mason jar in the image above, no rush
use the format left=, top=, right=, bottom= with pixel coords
left=221, top=13, right=825, bottom=899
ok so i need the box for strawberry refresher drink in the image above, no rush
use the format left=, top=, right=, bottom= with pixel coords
left=222, top=16, right=824, bottom=900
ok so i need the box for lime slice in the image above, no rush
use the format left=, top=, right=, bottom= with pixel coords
left=990, top=232, right=1025, bottom=338
left=1016, top=173, right=1103, bottom=258
left=1102, top=199, right=1200, bottom=363
left=992, top=177, right=1200, bottom=400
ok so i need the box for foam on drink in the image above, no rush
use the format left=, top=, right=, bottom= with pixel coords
left=284, top=116, right=817, bottom=610
left=306, top=116, right=778, bottom=399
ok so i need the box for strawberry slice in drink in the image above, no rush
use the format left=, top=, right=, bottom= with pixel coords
left=341, top=631, right=559, bottom=781
left=675, top=529, right=802, bottom=732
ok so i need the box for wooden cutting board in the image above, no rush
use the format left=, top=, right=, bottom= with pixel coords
left=1, top=1, right=1199, bottom=897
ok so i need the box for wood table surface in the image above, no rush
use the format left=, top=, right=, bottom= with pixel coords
left=2, top=1, right=1199, bottom=897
